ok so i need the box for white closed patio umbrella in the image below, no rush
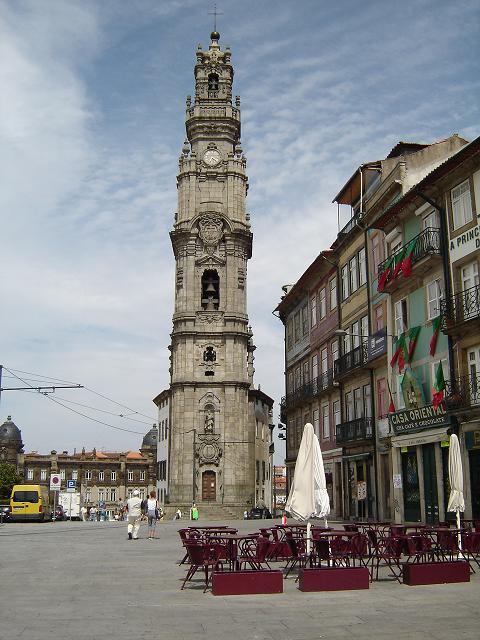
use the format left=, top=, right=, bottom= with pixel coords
left=285, top=423, right=330, bottom=554
left=447, top=433, right=465, bottom=550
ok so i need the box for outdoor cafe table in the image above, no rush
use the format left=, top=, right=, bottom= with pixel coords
left=207, top=533, right=259, bottom=571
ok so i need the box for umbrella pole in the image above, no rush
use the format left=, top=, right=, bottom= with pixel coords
left=456, top=510, right=462, bottom=552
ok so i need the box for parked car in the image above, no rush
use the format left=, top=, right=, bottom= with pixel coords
left=246, top=507, right=272, bottom=520
left=0, top=503, right=10, bottom=522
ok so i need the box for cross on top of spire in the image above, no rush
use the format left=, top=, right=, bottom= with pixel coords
left=208, top=4, right=223, bottom=32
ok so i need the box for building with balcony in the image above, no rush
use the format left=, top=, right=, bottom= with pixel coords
left=276, top=251, right=342, bottom=519
left=370, top=134, right=476, bottom=524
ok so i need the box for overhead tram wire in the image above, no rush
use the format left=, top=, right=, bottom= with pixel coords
left=16, top=390, right=154, bottom=426
left=2, top=367, right=145, bottom=436
left=4, top=365, right=158, bottom=422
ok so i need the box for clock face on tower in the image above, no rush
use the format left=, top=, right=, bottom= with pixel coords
left=203, top=149, right=221, bottom=166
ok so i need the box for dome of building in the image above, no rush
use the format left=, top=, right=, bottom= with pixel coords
left=142, top=424, right=158, bottom=448
left=0, top=416, right=22, bottom=444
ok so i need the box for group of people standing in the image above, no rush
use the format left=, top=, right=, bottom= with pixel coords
left=125, top=489, right=162, bottom=540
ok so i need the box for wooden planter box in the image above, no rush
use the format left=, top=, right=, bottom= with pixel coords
left=403, top=561, right=470, bottom=585
left=298, top=567, right=370, bottom=592
left=212, top=570, right=284, bottom=596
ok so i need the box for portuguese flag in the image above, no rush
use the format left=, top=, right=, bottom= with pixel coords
left=429, top=316, right=442, bottom=356
left=392, top=246, right=406, bottom=279
left=391, top=333, right=408, bottom=372
left=432, top=361, right=446, bottom=409
left=408, top=326, right=421, bottom=362
left=401, top=238, right=418, bottom=278
left=377, top=256, right=394, bottom=292
left=388, top=383, right=396, bottom=413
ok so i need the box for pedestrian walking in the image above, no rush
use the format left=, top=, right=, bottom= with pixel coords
left=146, top=490, right=159, bottom=539
left=190, top=502, right=199, bottom=521
left=126, top=489, right=142, bottom=540
left=80, top=505, right=87, bottom=522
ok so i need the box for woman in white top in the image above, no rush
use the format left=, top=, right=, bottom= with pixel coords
left=147, top=490, right=159, bottom=539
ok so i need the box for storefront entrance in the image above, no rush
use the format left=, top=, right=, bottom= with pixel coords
left=423, top=443, right=439, bottom=524
left=401, top=448, right=421, bottom=522
left=469, top=449, right=480, bottom=519
left=202, top=470, right=216, bottom=501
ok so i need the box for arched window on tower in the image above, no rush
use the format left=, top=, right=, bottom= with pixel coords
left=208, top=73, right=219, bottom=91
left=201, top=270, right=220, bottom=310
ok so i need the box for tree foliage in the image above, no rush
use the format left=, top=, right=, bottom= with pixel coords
left=0, top=463, right=21, bottom=500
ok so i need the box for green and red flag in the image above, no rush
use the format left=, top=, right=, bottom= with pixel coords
left=377, top=256, right=394, bottom=292
left=401, top=238, right=418, bottom=278
left=408, top=326, right=421, bottom=362
left=391, top=333, right=408, bottom=372
left=429, top=316, right=442, bottom=356
left=392, top=246, right=406, bottom=279
left=432, top=361, right=446, bottom=409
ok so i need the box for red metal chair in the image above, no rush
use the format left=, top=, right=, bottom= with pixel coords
left=237, top=536, right=272, bottom=571
left=181, top=541, right=223, bottom=592
left=284, top=532, right=310, bottom=578
left=367, top=530, right=403, bottom=582
left=461, top=531, right=480, bottom=572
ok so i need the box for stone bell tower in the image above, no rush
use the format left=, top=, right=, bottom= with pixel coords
left=168, top=31, right=264, bottom=510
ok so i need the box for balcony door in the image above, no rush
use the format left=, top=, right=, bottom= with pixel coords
left=467, top=346, right=480, bottom=406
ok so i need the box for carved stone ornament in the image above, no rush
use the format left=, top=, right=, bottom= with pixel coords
left=196, top=434, right=222, bottom=466
left=197, top=311, right=223, bottom=324
left=198, top=216, right=223, bottom=254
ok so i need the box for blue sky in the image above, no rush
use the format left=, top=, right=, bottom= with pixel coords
left=1, top=0, right=479, bottom=457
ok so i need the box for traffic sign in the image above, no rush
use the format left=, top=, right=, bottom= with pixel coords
left=66, top=479, right=76, bottom=493
left=50, top=474, right=61, bottom=491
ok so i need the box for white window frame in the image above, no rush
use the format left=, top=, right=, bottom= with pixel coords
left=319, top=288, right=326, bottom=319
left=98, top=470, right=104, bottom=481
left=352, top=321, right=360, bottom=349
left=40, top=469, right=47, bottom=481
left=349, top=256, right=358, bottom=293
left=27, top=468, right=33, bottom=480
left=422, top=209, right=439, bottom=230
left=140, top=470, right=145, bottom=482
left=461, top=261, right=479, bottom=291
left=333, top=400, right=341, bottom=428
left=361, top=315, right=369, bottom=345
left=312, top=354, right=318, bottom=381
left=310, top=295, right=317, bottom=327
left=426, top=278, right=443, bottom=320
left=341, top=265, right=349, bottom=300
left=394, top=298, right=408, bottom=335
left=99, top=489, right=104, bottom=502
left=345, top=391, right=354, bottom=421
left=321, top=348, right=328, bottom=375
left=301, top=304, right=309, bottom=336
left=127, top=470, right=134, bottom=482
left=72, top=469, right=78, bottom=481
left=111, top=488, right=117, bottom=502
left=330, top=277, right=337, bottom=310
left=451, top=179, right=473, bottom=229
left=84, top=470, right=92, bottom=481
left=60, top=469, right=65, bottom=480
left=313, top=408, right=320, bottom=440
left=358, top=247, right=367, bottom=286
left=86, top=488, right=91, bottom=502
left=331, top=340, right=339, bottom=366
left=111, top=471, right=116, bottom=482
left=322, top=404, right=330, bottom=439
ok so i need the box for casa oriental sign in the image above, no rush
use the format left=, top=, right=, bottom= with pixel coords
left=389, top=403, right=450, bottom=435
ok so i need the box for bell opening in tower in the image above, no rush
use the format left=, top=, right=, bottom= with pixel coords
left=208, top=73, right=219, bottom=91
left=201, top=270, right=219, bottom=310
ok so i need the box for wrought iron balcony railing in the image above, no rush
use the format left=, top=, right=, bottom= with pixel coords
left=444, top=374, right=480, bottom=411
left=441, top=284, right=480, bottom=331
left=311, top=369, right=336, bottom=395
left=334, top=344, right=368, bottom=378
left=377, top=227, right=441, bottom=285
left=336, top=417, right=373, bottom=444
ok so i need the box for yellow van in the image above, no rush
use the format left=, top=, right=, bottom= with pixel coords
left=10, top=484, right=51, bottom=522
